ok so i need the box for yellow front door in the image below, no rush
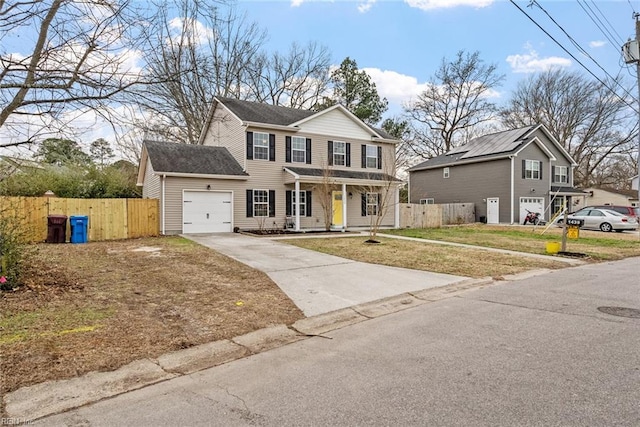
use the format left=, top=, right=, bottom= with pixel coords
left=332, top=191, right=343, bottom=226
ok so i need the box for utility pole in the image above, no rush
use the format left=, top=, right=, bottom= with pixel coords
left=622, top=15, right=640, bottom=234
left=636, top=15, right=640, bottom=226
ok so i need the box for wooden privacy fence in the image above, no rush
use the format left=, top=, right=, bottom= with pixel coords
left=0, top=197, right=159, bottom=243
left=399, top=203, right=475, bottom=228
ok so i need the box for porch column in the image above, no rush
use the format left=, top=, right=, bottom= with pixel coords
left=394, top=185, right=400, bottom=228
left=342, top=182, right=347, bottom=230
left=295, top=179, right=301, bottom=232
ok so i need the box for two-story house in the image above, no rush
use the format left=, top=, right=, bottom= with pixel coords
left=137, top=97, right=400, bottom=234
left=408, top=124, right=584, bottom=224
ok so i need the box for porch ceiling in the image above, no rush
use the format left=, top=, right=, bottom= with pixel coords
left=283, top=166, right=401, bottom=187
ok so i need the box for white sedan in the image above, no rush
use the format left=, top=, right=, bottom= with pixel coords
left=556, top=208, right=638, bottom=232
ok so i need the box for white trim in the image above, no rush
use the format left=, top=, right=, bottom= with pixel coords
left=244, top=121, right=299, bottom=132
left=342, top=183, right=347, bottom=230
left=155, top=172, right=248, bottom=180
left=294, top=180, right=301, bottom=232
left=513, top=137, right=557, bottom=161
left=394, top=186, right=400, bottom=228
left=525, top=124, right=577, bottom=166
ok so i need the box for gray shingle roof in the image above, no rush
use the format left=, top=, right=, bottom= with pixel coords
left=144, top=140, right=248, bottom=176
left=408, top=125, right=538, bottom=171
left=216, top=97, right=316, bottom=126
left=285, top=166, right=400, bottom=182
left=216, top=97, right=394, bottom=140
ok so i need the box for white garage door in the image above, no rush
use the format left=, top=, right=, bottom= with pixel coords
left=519, top=197, right=544, bottom=224
left=183, top=191, right=232, bottom=233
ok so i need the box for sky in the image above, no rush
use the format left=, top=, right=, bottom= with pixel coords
left=3, top=0, right=640, bottom=158
left=233, top=0, right=640, bottom=116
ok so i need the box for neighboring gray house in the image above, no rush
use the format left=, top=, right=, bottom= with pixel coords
left=137, top=97, right=401, bottom=234
left=408, top=124, right=583, bottom=224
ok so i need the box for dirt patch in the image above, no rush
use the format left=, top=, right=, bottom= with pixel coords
left=0, top=236, right=303, bottom=399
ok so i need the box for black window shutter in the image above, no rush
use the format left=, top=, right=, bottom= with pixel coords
left=346, top=143, right=351, bottom=167
left=377, top=193, right=381, bottom=212
left=361, top=193, right=367, bottom=216
left=269, top=134, right=276, bottom=162
left=306, top=191, right=312, bottom=216
left=306, top=138, right=312, bottom=164
left=286, top=190, right=292, bottom=216
left=328, top=141, right=333, bottom=166
left=268, top=190, right=276, bottom=217
left=539, top=161, right=543, bottom=180
left=522, top=159, right=526, bottom=179
left=285, top=136, right=292, bottom=163
left=551, top=166, right=556, bottom=182
left=246, top=132, right=253, bottom=160
left=246, top=189, right=253, bottom=217
left=361, top=144, right=366, bottom=168
left=377, top=146, right=382, bottom=170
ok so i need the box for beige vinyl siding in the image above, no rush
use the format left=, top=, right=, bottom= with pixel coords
left=201, top=106, right=246, bottom=168
left=297, top=108, right=373, bottom=140
left=142, top=158, right=160, bottom=199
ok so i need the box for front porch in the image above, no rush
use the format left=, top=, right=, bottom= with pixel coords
left=283, top=166, right=402, bottom=232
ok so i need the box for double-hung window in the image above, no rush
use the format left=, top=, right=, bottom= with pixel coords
left=253, top=132, right=269, bottom=160
left=525, top=160, right=541, bottom=179
left=292, top=191, right=306, bottom=216
left=366, top=145, right=378, bottom=169
left=366, top=193, right=379, bottom=216
left=554, top=166, right=568, bottom=184
left=253, top=190, right=269, bottom=217
left=443, top=167, right=450, bottom=179
left=292, top=136, right=306, bottom=163
left=333, top=141, right=346, bottom=166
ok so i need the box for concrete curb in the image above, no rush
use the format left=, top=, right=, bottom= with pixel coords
left=4, top=276, right=495, bottom=422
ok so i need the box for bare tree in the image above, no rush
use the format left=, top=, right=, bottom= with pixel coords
left=246, top=41, right=331, bottom=109
left=500, top=68, right=637, bottom=187
left=404, top=50, right=505, bottom=159
left=129, top=0, right=266, bottom=144
left=0, top=0, right=147, bottom=147
left=310, top=161, right=337, bottom=231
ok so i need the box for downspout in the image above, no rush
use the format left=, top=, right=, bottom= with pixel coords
left=509, top=156, right=515, bottom=224
left=161, top=174, right=166, bottom=235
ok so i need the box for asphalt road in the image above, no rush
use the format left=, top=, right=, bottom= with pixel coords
left=41, top=257, right=640, bottom=426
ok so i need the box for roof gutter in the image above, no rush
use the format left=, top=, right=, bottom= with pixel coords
left=155, top=172, right=248, bottom=180
left=244, top=121, right=299, bottom=132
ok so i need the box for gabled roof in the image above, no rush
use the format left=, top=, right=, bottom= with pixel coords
left=204, top=97, right=395, bottom=142
left=142, top=140, right=248, bottom=177
left=408, top=124, right=575, bottom=172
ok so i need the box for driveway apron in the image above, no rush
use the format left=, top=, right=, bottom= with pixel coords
left=183, top=233, right=467, bottom=317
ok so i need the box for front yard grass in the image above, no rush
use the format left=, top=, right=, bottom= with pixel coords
left=0, top=236, right=303, bottom=400
left=284, top=236, right=570, bottom=278
left=382, top=225, right=640, bottom=261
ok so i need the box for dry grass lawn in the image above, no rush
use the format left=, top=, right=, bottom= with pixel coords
left=0, top=236, right=303, bottom=400
left=284, top=235, right=570, bottom=278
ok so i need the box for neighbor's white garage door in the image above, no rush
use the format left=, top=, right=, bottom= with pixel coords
left=183, top=191, right=232, bottom=233
left=519, top=197, right=544, bottom=224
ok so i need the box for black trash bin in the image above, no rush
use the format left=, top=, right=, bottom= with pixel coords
left=47, top=215, right=68, bottom=243
left=479, top=215, right=487, bottom=224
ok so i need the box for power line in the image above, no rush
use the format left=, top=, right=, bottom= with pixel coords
left=578, top=0, right=625, bottom=52
left=510, top=0, right=639, bottom=114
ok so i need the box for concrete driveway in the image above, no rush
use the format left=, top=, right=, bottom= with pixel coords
left=183, top=233, right=467, bottom=316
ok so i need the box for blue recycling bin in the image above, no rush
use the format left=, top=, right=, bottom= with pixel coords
left=69, top=215, right=89, bottom=243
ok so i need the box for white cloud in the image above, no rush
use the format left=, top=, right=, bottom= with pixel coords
left=405, top=0, right=493, bottom=11
left=358, top=0, right=377, bottom=13
left=291, top=0, right=304, bottom=7
left=506, top=48, right=571, bottom=73
left=363, top=68, right=428, bottom=105
left=589, top=40, right=606, bottom=48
